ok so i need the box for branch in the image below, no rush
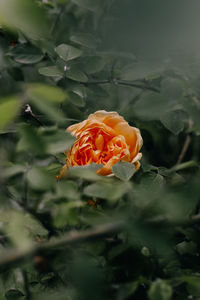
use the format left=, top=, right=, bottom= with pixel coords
left=1, top=213, right=200, bottom=270
left=24, top=104, right=65, bottom=166
left=176, top=135, right=191, bottom=165
left=85, top=79, right=160, bottom=93
left=176, top=119, right=193, bottom=165
left=24, top=104, right=44, bottom=127
left=149, top=214, right=200, bottom=227
left=0, top=221, right=124, bottom=270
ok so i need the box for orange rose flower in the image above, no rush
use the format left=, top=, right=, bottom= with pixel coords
left=57, top=110, right=143, bottom=178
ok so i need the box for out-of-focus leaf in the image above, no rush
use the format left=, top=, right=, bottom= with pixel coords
left=160, top=110, right=187, bottom=135
left=161, top=77, right=184, bottom=99
left=0, top=210, right=48, bottom=250
left=1, top=211, right=32, bottom=250
left=26, top=84, right=66, bottom=123
left=83, top=181, right=130, bottom=201
left=38, top=66, right=63, bottom=77
left=68, top=164, right=103, bottom=181
left=53, top=201, right=83, bottom=227
left=121, top=61, right=163, bottom=81
left=171, top=161, right=198, bottom=172
left=112, top=161, right=136, bottom=181
left=71, top=0, right=100, bottom=12
left=5, top=289, right=25, bottom=300
left=30, top=97, right=66, bottom=123
left=55, top=44, right=82, bottom=62
left=176, top=241, right=197, bottom=255
left=133, top=92, right=169, bottom=120
left=17, top=124, right=46, bottom=155
left=0, top=96, right=20, bottom=130
left=0, top=0, right=50, bottom=40
left=43, top=130, right=75, bottom=154
left=26, top=83, right=67, bottom=103
left=8, top=45, right=44, bottom=64
left=56, top=180, right=80, bottom=200
left=4, top=165, right=26, bottom=178
left=183, top=276, right=200, bottom=297
left=80, top=56, right=105, bottom=74
left=148, top=279, right=172, bottom=300
left=27, top=167, right=55, bottom=191
left=70, top=33, right=100, bottom=48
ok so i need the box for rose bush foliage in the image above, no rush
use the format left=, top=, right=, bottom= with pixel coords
left=0, top=1, right=200, bottom=300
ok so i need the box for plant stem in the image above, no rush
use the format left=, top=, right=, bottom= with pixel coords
left=85, top=79, right=160, bottom=93
left=176, top=119, right=193, bottom=165
left=0, top=221, right=123, bottom=270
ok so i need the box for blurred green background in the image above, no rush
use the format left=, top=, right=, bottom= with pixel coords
left=0, top=0, right=200, bottom=299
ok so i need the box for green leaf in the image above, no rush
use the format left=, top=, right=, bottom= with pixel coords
left=133, top=92, right=168, bottom=120
left=148, top=279, right=172, bottom=300
left=17, top=124, right=46, bottom=155
left=53, top=201, right=83, bottom=227
left=31, top=98, right=65, bottom=123
left=26, top=84, right=66, bottom=123
left=161, top=77, right=184, bottom=100
left=55, top=44, right=82, bottom=62
left=68, top=164, right=103, bottom=181
left=8, top=44, right=43, bottom=64
left=184, top=276, right=200, bottom=297
left=27, top=167, right=55, bottom=191
left=83, top=181, right=130, bottom=201
left=4, top=164, right=26, bottom=178
left=80, top=56, right=105, bottom=74
left=68, top=91, right=85, bottom=107
left=160, top=110, right=187, bottom=135
left=44, top=130, right=75, bottom=154
left=1, top=211, right=32, bottom=251
left=0, top=210, right=48, bottom=250
left=176, top=241, right=197, bottom=255
left=38, top=66, right=63, bottom=77
left=66, top=66, right=88, bottom=82
left=171, top=160, right=198, bottom=172
left=5, top=289, right=25, bottom=300
left=0, top=0, right=50, bottom=40
left=56, top=180, right=80, bottom=201
left=0, top=96, right=20, bottom=130
left=70, top=33, right=100, bottom=48
left=26, top=83, right=67, bottom=103
left=112, top=161, right=136, bottom=181
left=71, top=0, right=100, bottom=12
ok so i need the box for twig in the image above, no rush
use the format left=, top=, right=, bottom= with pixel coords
left=22, top=269, right=31, bottom=300
left=176, top=135, right=192, bottom=165
left=24, top=104, right=65, bottom=166
left=176, top=119, right=193, bottom=165
left=85, top=79, right=160, bottom=93
left=24, top=104, right=44, bottom=127
left=0, top=221, right=124, bottom=270
left=52, top=154, right=65, bottom=166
